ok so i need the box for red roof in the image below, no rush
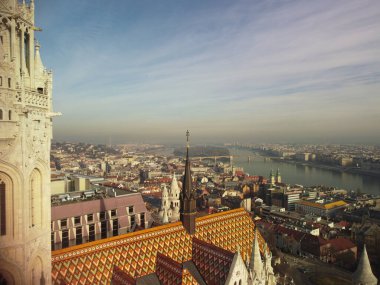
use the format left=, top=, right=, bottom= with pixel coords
left=328, top=238, right=356, bottom=252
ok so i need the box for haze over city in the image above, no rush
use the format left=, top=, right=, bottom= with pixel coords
left=35, top=0, right=380, bottom=144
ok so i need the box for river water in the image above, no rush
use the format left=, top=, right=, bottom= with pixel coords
left=229, top=148, right=380, bottom=196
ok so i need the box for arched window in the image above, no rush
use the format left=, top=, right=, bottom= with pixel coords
left=8, top=110, right=11, bottom=121
left=0, top=109, right=3, bottom=120
left=239, top=280, right=242, bottom=285
left=0, top=76, right=2, bottom=86
left=30, top=169, right=42, bottom=227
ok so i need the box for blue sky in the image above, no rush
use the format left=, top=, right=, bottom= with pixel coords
left=35, top=0, right=380, bottom=144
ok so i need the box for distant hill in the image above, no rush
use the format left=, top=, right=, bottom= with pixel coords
left=174, top=146, right=230, bottom=157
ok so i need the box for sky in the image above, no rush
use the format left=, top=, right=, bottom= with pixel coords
left=35, top=0, right=380, bottom=145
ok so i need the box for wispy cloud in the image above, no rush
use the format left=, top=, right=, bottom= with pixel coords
left=36, top=0, right=380, bottom=143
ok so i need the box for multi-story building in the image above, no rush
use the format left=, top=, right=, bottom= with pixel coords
left=0, top=1, right=56, bottom=283
left=51, top=192, right=151, bottom=250
left=271, top=190, right=301, bottom=211
left=295, top=200, right=347, bottom=218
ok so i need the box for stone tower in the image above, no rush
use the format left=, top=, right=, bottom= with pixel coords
left=0, top=1, right=55, bottom=284
left=180, top=130, right=196, bottom=235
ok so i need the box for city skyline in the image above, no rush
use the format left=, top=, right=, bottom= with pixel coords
left=36, top=0, right=380, bottom=144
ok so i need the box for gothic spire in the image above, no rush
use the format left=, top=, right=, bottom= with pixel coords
left=180, top=130, right=196, bottom=235
left=249, top=226, right=263, bottom=279
left=183, top=130, right=192, bottom=199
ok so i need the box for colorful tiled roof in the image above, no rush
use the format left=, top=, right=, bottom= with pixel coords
left=51, top=208, right=262, bottom=284
left=296, top=200, right=347, bottom=210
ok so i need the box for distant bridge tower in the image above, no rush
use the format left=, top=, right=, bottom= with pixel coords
left=0, top=1, right=56, bottom=283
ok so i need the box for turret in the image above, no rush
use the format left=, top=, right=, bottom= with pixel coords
left=276, top=168, right=281, bottom=183
left=353, top=245, right=378, bottom=285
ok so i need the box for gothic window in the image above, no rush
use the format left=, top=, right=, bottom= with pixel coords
left=30, top=169, right=42, bottom=227
left=0, top=182, right=5, bottom=235
left=8, top=110, right=11, bottom=121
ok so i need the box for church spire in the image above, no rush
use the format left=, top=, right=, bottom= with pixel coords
left=249, top=226, right=263, bottom=279
left=353, top=245, right=378, bottom=285
left=180, top=130, right=196, bottom=235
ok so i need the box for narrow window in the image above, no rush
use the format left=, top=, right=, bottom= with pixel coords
left=76, top=227, right=82, bottom=245
left=87, top=213, right=93, bottom=222
left=112, top=219, right=118, bottom=236
left=62, top=230, right=69, bottom=248
left=61, top=219, right=67, bottom=229
left=8, top=110, right=11, bottom=120
left=0, top=182, right=6, bottom=235
left=88, top=224, right=95, bottom=242
left=37, top=87, right=43, bottom=94
left=0, top=110, right=3, bottom=120
left=130, top=214, right=135, bottom=226
left=101, top=220, right=107, bottom=239
left=51, top=231, right=55, bottom=250
left=74, top=216, right=80, bottom=225
left=99, top=211, right=106, bottom=220
left=8, top=78, right=11, bottom=88
left=140, top=213, right=145, bottom=227
left=110, top=209, right=117, bottom=218
left=0, top=76, right=2, bottom=86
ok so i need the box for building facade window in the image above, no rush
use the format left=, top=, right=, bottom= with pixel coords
left=76, top=227, right=82, bottom=245
left=101, top=220, right=107, bottom=239
left=110, top=209, right=117, bottom=218
left=128, top=206, right=134, bottom=214
left=112, top=219, right=118, bottom=236
left=87, top=214, right=93, bottom=222
left=74, top=216, right=80, bottom=225
left=99, top=211, right=106, bottom=220
left=61, top=219, right=67, bottom=229
left=7, top=78, right=11, bottom=88
left=0, top=109, right=2, bottom=120
left=62, top=230, right=69, bottom=248
left=88, top=224, right=95, bottom=242
left=8, top=110, right=11, bottom=120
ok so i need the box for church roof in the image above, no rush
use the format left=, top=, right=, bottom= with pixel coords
left=52, top=208, right=264, bottom=284
left=353, top=245, right=378, bottom=285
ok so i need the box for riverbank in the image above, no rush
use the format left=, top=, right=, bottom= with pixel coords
left=269, top=157, right=380, bottom=179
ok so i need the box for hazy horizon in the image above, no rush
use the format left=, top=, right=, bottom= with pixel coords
left=36, top=0, right=380, bottom=144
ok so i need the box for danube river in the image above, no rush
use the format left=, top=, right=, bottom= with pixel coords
left=230, top=148, right=380, bottom=196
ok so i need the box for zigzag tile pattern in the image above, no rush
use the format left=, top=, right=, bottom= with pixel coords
left=51, top=208, right=261, bottom=284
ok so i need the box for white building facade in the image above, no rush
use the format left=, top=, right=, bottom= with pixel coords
left=0, top=0, right=55, bottom=284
